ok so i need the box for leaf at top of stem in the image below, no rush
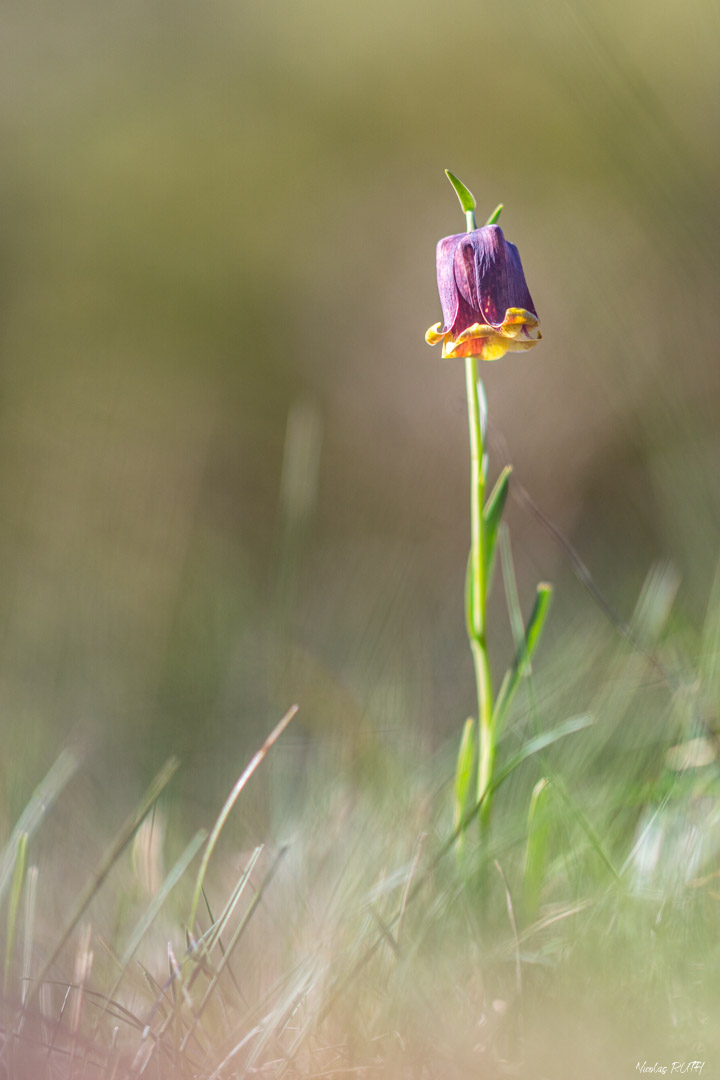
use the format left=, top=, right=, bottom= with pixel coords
left=444, top=170, right=476, bottom=214
left=485, top=203, right=504, bottom=225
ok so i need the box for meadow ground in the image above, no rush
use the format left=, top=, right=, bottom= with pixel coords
left=2, top=560, right=720, bottom=1078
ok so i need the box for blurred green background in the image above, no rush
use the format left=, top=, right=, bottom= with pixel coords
left=0, top=0, right=718, bottom=808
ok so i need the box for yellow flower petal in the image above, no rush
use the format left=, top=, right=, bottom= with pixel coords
left=498, top=308, right=541, bottom=340
left=475, top=337, right=516, bottom=361
left=502, top=336, right=541, bottom=352
left=444, top=332, right=512, bottom=361
left=454, top=322, right=498, bottom=344
left=500, top=325, right=542, bottom=341
left=431, top=311, right=541, bottom=360
left=503, top=307, right=539, bottom=329
left=425, top=322, right=446, bottom=346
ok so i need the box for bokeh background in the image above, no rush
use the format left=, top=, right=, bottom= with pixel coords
left=0, top=0, right=718, bottom=815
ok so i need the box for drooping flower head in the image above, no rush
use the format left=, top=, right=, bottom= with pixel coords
left=425, top=224, right=541, bottom=361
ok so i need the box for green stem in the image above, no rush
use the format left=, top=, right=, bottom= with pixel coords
left=464, top=356, right=495, bottom=824
left=465, top=356, right=485, bottom=636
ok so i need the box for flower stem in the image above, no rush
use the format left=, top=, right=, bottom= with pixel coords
left=464, top=355, right=495, bottom=826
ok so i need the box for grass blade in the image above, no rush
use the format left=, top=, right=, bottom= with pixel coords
left=25, top=756, right=180, bottom=1011
left=453, top=718, right=476, bottom=834
left=188, top=705, right=298, bottom=931
left=97, top=826, right=208, bottom=1020
left=491, top=715, right=593, bottom=795
left=181, top=845, right=288, bottom=1053
left=453, top=721, right=474, bottom=829
left=21, top=866, right=38, bottom=1008
left=700, top=560, right=720, bottom=695
left=202, top=846, right=264, bottom=959
left=0, top=750, right=79, bottom=904
left=523, top=778, right=551, bottom=923
left=630, top=559, right=680, bottom=647
left=553, top=777, right=621, bottom=882
left=4, top=831, right=28, bottom=996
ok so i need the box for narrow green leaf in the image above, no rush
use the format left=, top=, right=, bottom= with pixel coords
left=524, top=583, right=553, bottom=656
left=494, top=583, right=553, bottom=734
left=491, top=714, right=593, bottom=794
left=118, top=829, right=207, bottom=975
left=0, top=750, right=79, bottom=904
left=523, top=779, right=551, bottom=923
left=453, top=718, right=476, bottom=833
left=4, top=831, right=28, bottom=994
left=484, top=203, right=503, bottom=225
left=484, top=467, right=512, bottom=579
left=444, top=170, right=476, bottom=214
left=21, top=865, right=38, bottom=1007
left=429, top=715, right=593, bottom=873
